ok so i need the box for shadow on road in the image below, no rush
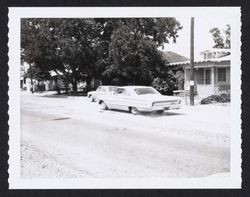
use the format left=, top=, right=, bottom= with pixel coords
left=140, top=111, right=186, bottom=118
left=40, top=92, right=87, bottom=98
left=101, top=109, right=185, bottom=117
left=100, top=109, right=131, bottom=114
left=42, top=94, right=69, bottom=98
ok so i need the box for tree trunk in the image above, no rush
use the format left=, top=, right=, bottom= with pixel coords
left=86, top=76, right=92, bottom=92
left=30, top=64, right=34, bottom=93
left=72, top=80, right=78, bottom=94
left=72, top=71, right=78, bottom=94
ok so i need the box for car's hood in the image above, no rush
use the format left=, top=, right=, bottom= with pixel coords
left=136, top=94, right=180, bottom=102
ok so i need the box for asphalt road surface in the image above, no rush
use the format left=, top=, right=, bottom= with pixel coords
left=21, top=92, right=230, bottom=178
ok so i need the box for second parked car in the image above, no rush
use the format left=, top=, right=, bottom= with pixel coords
left=87, top=86, right=118, bottom=102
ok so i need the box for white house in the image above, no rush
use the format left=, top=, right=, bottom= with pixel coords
left=169, top=49, right=231, bottom=98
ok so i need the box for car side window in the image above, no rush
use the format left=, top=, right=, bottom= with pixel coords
left=116, top=88, right=130, bottom=96
left=116, top=88, right=124, bottom=94
left=101, top=87, right=106, bottom=92
left=97, top=87, right=106, bottom=92
left=123, top=90, right=130, bottom=96
left=96, top=87, right=102, bottom=92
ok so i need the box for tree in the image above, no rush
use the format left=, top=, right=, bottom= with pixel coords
left=21, top=18, right=182, bottom=94
left=209, top=24, right=231, bottom=49
left=209, top=28, right=224, bottom=49
left=99, top=18, right=182, bottom=86
left=24, top=66, right=50, bottom=81
left=224, top=24, right=231, bottom=49
left=21, top=18, right=99, bottom=93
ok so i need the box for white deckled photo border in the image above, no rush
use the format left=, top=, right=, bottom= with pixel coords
left=8, top=7, right=242, bottom=189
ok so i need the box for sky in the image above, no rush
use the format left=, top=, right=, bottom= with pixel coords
left=162, top=16, right=231, bottom=59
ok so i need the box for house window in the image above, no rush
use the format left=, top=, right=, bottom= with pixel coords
left=205, top=69, right=211, bottom=84
left=207, top=53, right=212, bottom=59
left=218, top=68, right=227, bottom=82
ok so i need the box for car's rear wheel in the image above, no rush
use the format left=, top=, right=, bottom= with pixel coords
left=130, top=107, right=139, bottom=115
left=100, top=101, right=108, bottom=110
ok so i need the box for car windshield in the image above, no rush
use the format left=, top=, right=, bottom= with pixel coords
left=108, top=87, right=117, bottom=92
left=134, top=88, right=160, bottom=95
left=96, top=87, right=105, bottom=92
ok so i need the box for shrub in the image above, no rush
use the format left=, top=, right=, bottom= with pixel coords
left=151, top=77, right=177, bottom=95
left=201, top=93, right=230, bottom=104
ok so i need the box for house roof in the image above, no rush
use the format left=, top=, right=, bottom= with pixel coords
left=160, top=51, right=189, bottom=63
left=168, top=54, right=231, bottom=66
left=200, top=48, right=231, bottom=54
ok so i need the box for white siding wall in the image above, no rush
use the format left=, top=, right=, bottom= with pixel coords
left=196, top=85, right=214, bottom=97
left=185, top=66, right=230, bottom=98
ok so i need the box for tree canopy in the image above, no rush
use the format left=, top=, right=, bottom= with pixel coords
left=21, top=18, right=100, bottom=92
left=21, top=18, right=182, bottom=93
left=209, top=24, right=231, bottom=49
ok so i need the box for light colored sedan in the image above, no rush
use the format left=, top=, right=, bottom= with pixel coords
left=98, top=86, right=181, bottom=114
left=87, top=86, right=118, bottom=102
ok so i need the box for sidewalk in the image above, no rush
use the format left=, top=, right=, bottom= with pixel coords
left=21, top=90, right=230, bottom=107
left=179, top=96, right=202, bottom=106
left=21, top=90, right=58, bottom=96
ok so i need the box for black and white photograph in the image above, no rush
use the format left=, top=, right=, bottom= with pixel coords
left=7, top=7, right=241, bottom=189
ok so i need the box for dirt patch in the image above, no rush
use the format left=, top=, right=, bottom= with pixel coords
left=21, top=140, right=92, bottom=178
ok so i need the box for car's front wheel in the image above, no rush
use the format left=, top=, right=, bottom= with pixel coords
left=130, top=107, right=139, bottom=115
left=100, top=101, right=108, bottom=110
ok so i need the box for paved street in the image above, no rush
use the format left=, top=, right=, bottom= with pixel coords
left=21, top=92, right=230, bottom=178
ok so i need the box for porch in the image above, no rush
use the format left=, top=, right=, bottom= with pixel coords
left=184, top=66, right=230, bottom=98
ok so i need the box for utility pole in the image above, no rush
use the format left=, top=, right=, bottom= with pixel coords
left=190, top=17, right=195, bottom=106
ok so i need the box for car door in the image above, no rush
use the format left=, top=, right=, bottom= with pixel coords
left=104, top=88, right=125, bottom=110
left=113, top=88, right=134, bottom=110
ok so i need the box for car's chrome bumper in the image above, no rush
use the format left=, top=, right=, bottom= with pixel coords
left=152, top=104, right=181, bottom=111
left=137, top=104, right=181, bottom=112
